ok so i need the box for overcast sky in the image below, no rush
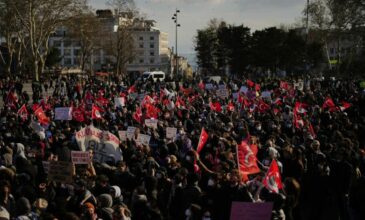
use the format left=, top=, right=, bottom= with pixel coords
left=90, top=0, right=307, bottom=54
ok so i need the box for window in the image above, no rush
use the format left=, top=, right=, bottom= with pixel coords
left=139, top=43, right=144, bottom=48
left=64, top=48, right=71, bottom=56
left=150, top=59, right=154, bottom=64
left=150, top=51, right=155, bottom=56
left=74, top=49, right=80, bottom=56
left=64, top=40, right=72, bottom=47
left=150, top=43, right=154, bottom=49
left=139, top=36, right=143, bottom=40
left=139, top=59, right=144, bottom=63
left=150, top=36, right=154, bottom=40
left=64, top=58, right=72, bottom=65
left=53, top=41, right=61, bottom=47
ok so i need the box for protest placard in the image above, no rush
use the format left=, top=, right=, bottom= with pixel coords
left=240, top=86, right=248, bottom=94
left=126, top=126, right=137, bottom=139
left=205, top=83, right=214, bottom=90
left=136, top=134, right=151, bottom=146
left=71, top=151, right=91, bottom=164
left=42, top=161, right=50, bottom=174
left=76, top=125, right=122, bottom=163
left=230, top=202, right=273, bottom=220
left=145, top=119, right=158, bottom=129
left=216, top=89, right=229, bottom=99
left=261, top=91, right=272, bottom=100
left=48, top=161, right=73, bottom=183
left=55, top=107, right=72, bottom=120
left=114, top=97, right=125, bottom=108
left=166, top=127, right=177, bottom=139
left=218, top=84, right=226, bottom=90
left=118, top=130, right=127, bottom=141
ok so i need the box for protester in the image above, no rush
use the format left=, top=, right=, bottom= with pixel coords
left=0, top=75, right=364, bottom=220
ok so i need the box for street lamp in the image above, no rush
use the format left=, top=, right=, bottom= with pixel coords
left=172, top=9, right=181, bottom=77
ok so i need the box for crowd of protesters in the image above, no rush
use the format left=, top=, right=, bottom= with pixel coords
left=0, top=74, right=365, bottom=220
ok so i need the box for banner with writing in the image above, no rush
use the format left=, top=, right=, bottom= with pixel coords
left=166, top=127, right=177, bottom=139
left=145, top=119, right=158, bottom=129
left=118, top=130, right=127, bottom=141
left=55, top=107, right=72, bottom=120
left=76, top=125, right=121, bottom=163
left=71, top=151, right=91, bottom=164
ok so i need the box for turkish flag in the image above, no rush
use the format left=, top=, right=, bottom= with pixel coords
left=294, top=102, right=308, bottom=114
left=128, top=85, right=136, bottom=94
left=258, top=99, right=270, bottom=113
left=91, top=105, right=103, bottom=120
left=209, top=102, right=222, bottom=113
left=198, top=81, right=205, bottom=90
left=273, top=98, right=283, bottom=106
left=5, top=90, right=18, bottom=109
left=197, top=128, right=209, bottom=154
left=175, top=96, right=186, bottom=109
left=247, top=79, right=255, bottom=87
left=133, top=107, right=142, bottom=124
left=339, top=101, right=351, bottom=111
left=17, top=104, right=29, bottom=121
left=180, top=86, right=193, bottom=96
left=96, top=96, right=109, bottom=107
left=322, top=97, right=336, bottom=112
left=34, top=107, right=50, bottom=125
left=237, top=139, right=260, bottom=182
left=72, top=107, right=85, bottom=122
left=227, top=102, right=235, bottom=111
left=145, top=103, right=160, bottom=119
left=255, top=84, right=261, bottom=91
left=262, top=160, right=283, bottom=194
left=280, top=81, right=289, bottom=90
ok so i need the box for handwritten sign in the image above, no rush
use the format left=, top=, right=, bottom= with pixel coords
left=71, top=151, right=90, bottom=164
left=48, top=161, right=73, bottom=183
left=166, top=127, right=177, bottom=139
left=42, top=161, right=50, bottom=174
left=55, top=107, right=72, bottom=120
left=230, top=202, right=273, bottom=220
left=216, top=89, right=229, bottom=99
left=126, top=126, right=137, bottom=139
left=145, top=119, right=158, bottom=129
left=114, top=97, right=125, bottom=108
left=136, top=134, right=151, bottom=146
left=118, top=130, right=127, bottom=141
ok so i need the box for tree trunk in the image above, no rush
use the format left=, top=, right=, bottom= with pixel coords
left=34, top=60, right=39, bottom=81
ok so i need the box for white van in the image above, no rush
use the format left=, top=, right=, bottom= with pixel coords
left=142, top=71, right=165, bottom=82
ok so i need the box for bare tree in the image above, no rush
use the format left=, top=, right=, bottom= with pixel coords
left=6, top=0, right=87, bottom=81
left=67, top=10, right=102, bottom=73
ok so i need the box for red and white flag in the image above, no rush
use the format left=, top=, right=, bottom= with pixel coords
left=257, top=99, right=270, bottom=113
left=133, top=107, right=143, bottom=124
left=34, top=107, right=50, bottom=125
left=247, top=79, right=255, bottom=88
left=72, top=107, right=85, bottom=122
left=280, top=81, right=290, bottom=90
left=209, top=102, right=222, bottom=113
left=262, top=160, right=283, bottom=194
left=227, top=102, right=235, bottom=112
left=322, top=97, right=336, bottom=112
left=197, top=128, right=209, bottom=154
left=17, top=104, right=29, bottom=121
left=91, top=105, right=103, bottom=120
left=339, top=101, right=351, bottom=111
left=237, top=139, right=260, bottom=182
left=128, top=85, right=136, bottom=94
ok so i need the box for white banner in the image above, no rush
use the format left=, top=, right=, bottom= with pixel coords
left=136, top=134, right=151, bottom=146
left=55, top=107, right=72, bottom=120
left=71, top=151, right=91, bottom=164
left=216, top=89, right=229, bottom=99
left=75, top=125, right=121, bottom=163
left=126, top=126, right=137, bottom=139
left=145, top=119, right=158, bottom=129
left=118, top=130, right=127, bottom=141
left=114, top=97, right=126, bottom=108
left=166, top=127, right=177, bottom=139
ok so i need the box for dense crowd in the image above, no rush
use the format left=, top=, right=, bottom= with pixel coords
left=0, top=75, right=365, bottom=220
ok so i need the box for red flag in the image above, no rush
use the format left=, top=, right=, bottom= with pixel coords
left=17, top=104, right=29, bottom=121
left=145, top=103, right=160, bottom=119
left=72, top=107, right=85, bottom=122
left=128, top=85, right=136, bottom=94
left=293, top=111, right=304, bottom=129
left=209, top=102, right=222, bottom=113
left=257, top=99, right=270, bottom=113
left=96, top=96, right=109, bottom=107
left=133, top=107, right=142, bottom=124
left=237, top=139, right=260, bottom=182
left=91, top=105, right=103, bottom=120
left=180, top=86, right=193, bottom=96
left=175, top=96, right=186, bottom=109
left=280, top=81, right=289, bottom=90
left=5, top=90, right=18, bottom=109
left=322, top=97, right=336, bottom=112
left=141, top=95, right=154, bottom=106
left=273, top=98, right=283, bottom=106
left=255, top=84, right=261, bottom=91
left=197, top=128, right=209, bottom=154
left=262, top=160, right=283, bottom=193
left=294, top=102, right=308, bottom=114
left=198, top=81, right=205, bottom=90
left=34, top=107, right=50, bottom=125
left=339, top=101, right=351, bottom=111
left=227, top=102, right=235, bottom=112
left=247, top=79, right=255, bottom=88
left=308, top=123, right=316, bottom=138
